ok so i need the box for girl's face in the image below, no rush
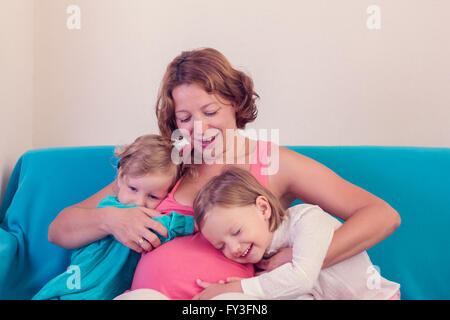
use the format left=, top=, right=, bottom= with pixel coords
left=172, top=83, right=238, bottom=160
left=117, top=171, right=174, bottom=209
left=200, top=197, right=274, bottom=264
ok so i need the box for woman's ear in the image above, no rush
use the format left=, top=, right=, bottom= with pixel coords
left=255, top=195, right=272, bottom=220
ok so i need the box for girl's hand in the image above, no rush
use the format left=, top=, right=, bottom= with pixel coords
left=103, top=206, right=168, bottom=253
left=193, top=279, right=242, bottom=300
left=255, top=247, right=293, bottom=275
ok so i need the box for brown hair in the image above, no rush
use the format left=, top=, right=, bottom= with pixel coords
left=193, top=167, right=286, bottom=232
left=115, top=134, right=181, bottom=185
left=155, top=47, right=259, bottom=140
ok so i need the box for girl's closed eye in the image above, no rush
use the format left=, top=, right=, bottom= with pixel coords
left=148, top=194, right=159, bottom=200
left=129, top=186, right=137, bottom=192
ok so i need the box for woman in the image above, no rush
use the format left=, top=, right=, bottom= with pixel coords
left=48, top=48, right=400, bottom=299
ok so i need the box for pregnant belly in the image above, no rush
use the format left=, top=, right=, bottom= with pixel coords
left=130, top=233, right=255, bottom=299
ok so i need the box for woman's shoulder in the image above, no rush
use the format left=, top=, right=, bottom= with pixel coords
left=267, top=144, right=333, bottom=206
left=255, top=141, right=314, bottom=167
left=276, top=145, right=330, bottom=178
left=264, top=144, right=302, bottom=179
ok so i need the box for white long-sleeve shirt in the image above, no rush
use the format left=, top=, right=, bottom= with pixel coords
left=241, top=204, right=400, bottom=300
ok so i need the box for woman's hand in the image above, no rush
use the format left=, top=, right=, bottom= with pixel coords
left=255, top=248, right=292, bottom=275
left=103, top=206, right=168, bottom=253
left=48, top=180, right=171, bottom=251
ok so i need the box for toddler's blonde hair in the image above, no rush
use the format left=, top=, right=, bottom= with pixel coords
left=115, top=134, right=181, bottom=185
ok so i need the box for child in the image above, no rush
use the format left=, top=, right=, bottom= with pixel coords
left=193, top=168, right=401, bottom=300
left=33, top=134, right=194, bottom=300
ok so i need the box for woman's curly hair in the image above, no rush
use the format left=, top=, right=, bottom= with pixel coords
left=155, top=47, right=259, bottom=140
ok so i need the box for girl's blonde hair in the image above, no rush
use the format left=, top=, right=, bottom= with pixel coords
left=115, top=134, right=181, bottom=185
left=193, top=167, right=286, bottom=232
left=155, top=47, right=259, bottom=140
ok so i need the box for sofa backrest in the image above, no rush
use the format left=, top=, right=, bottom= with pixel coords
left=1, top=145, right=449, bottom=299
left=289, top=146, right=450, bottom=300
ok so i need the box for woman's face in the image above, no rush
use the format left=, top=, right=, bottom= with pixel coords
left=172, top=83, right=238, bottom=161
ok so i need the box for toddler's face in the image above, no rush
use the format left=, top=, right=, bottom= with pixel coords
left=200, top=202, right=273, bottom=264
left=117, top=172, right=174, bottom=209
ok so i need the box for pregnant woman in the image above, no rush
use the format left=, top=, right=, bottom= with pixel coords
left=48, top=47, right=401, bottom=299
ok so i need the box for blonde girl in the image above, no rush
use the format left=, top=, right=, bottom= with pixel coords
left=193, top=168, right=400, bottom=300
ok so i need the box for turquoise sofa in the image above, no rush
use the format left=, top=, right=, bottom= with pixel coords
left=1, top=145, right=449, bottom=300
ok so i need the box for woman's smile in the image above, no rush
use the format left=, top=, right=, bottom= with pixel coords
left=173, top=83, right=238, bottom=156
left=197, top=133, right=219, bottom=148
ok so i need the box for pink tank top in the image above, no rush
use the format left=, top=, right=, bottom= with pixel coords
left=130, top=141, right=272, bottom=299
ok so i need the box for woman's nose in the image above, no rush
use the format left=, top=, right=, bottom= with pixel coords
left=192, top=117, right=209, bottom=136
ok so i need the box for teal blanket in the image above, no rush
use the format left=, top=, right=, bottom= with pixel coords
left=0, top=147, right=119, bottom=300
left=32, top=196, right=194, bottom=300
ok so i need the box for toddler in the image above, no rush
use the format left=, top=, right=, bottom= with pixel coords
left=33, top=134, right=194, bottom=300
left=193, top=168, right=400, bottom=300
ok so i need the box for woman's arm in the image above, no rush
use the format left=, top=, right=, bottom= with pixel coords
left=48, top=180, right=168, bottom=252
left=322, top=200, right=399, bottom=268
left=273, top=147, right=401, bottom=269
left=48, top=181, right=114, bottom=249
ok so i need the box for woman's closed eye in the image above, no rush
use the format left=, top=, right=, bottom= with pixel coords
left=204, top=110, right=217, bottom=117
left=129, top=186, right=137, bottom=192
left=179, top=116, right=191, bottom=123
left=148, top=194, right=159, bottom=200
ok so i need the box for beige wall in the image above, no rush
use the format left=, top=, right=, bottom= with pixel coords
left=2, top=0, right=450, bottom=201
left=0, top=0, right=34, bottom=202
left=32, top=0, right=450, bottom=149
